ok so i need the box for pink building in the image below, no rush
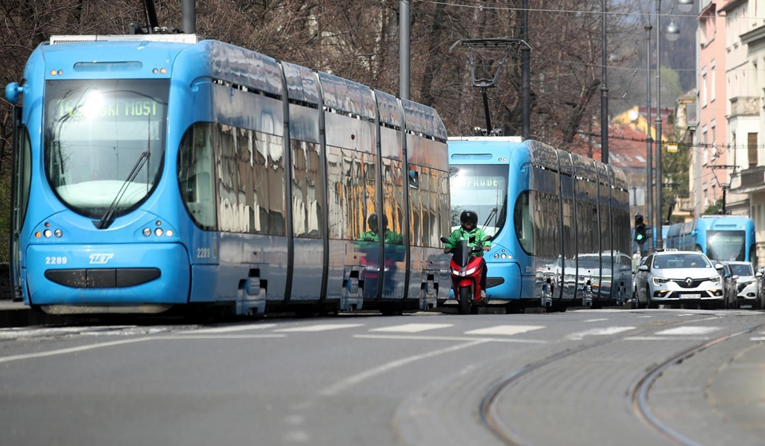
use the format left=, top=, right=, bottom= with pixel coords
left=694, top=1, right=748, bottom=216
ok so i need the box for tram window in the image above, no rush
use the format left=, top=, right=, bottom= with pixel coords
left=362, top=152, right=377, bottom=241
left=291, top=140, right=322, bottom=239
left=263, top=133, right=286, bottom=236
left=409, top=170, right=419, bottom=189
left=15, top=127, right=32, bottom=231
left=514, top=191, right=534, bottom=255
left=218, top=125, right=238, bottom=232
left=178, top=123, right=217, bottom=230
left=252, top=130, right=270, bottom=234
left=409, top=166, right=422, bottom=246
left=239, top=129, right=255, bottom=233
left=326, top=145, right=344, bottom=240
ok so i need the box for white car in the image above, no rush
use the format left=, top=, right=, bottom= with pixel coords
left=727, top=261, right=762, bottom=309
left=634, top=251, right=725, bottom=309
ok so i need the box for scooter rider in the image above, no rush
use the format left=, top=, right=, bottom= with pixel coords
left=444, top=210, right=491, bottom=298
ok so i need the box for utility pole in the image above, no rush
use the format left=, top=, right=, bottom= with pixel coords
left=521, top=0, right=530, bottom=139
left=601, top=0, right=609, bottom=164
left=645, top=22, right=653, bottom=235
left=400, top=0, right=411, bottom=100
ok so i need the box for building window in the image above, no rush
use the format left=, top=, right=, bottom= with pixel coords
left=702, top=73, right=708, bottom=107
left=749, top=133, right=758, bottom=168
left=711, top=60, right=716, bottom=102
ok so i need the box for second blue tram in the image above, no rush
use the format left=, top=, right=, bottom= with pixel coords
left=447, top=137, right=632, bottom=311
left=664, top=216, right=756, bottom=264
left=6, top=33, right=452, bottom=315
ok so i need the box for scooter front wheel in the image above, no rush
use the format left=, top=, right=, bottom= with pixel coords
left=458, top=286, right=471, bottom=315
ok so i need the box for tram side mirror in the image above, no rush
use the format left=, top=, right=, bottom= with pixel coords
left=715, top=264, right=724, bottom=271
left=638, top=265, right=649, bottom=272
left=440, top=237, right=449, bottom=244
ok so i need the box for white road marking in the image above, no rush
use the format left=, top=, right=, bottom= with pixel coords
left=275, top=324, right=364, bottom=333
left=655, top=326, right=722, bottom=336
left=0, top=326, right=167, bottom=338
left=0, top=337, right=153, bottom=364
left=637, top=315, right=652, bottom=318
left=354, top=334, right=547, bottom=344
left=318, top=339, right=488, bottom=396
left=750, top=337, right=765, bottom=341
left=584, top=318, right=608, bottom=323
left=464, top=325, right=545, bottom=336
left=160, top=334, right=286, bottom=340
left=179, top=324, right=277, bottom=334
left=370, top=323, right=453, bottom=333
left=566, top=326, right=636, bottom=340
left=625, top=336, right=712, bottom=341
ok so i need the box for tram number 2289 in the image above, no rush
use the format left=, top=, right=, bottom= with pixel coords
left=196, top=248, right=212, bottom=259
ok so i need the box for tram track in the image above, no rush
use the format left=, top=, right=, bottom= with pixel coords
left=631, top=322, right=765, bottom=446
left=478, top=317, right=764, bottom=446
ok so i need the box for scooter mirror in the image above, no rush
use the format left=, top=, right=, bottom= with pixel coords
left=440, top=237, right=450, bottom=244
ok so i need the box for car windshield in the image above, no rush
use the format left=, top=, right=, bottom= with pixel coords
left=652, top=254, right=712, bottom=269
left=729, top=264, right=753, bottom=276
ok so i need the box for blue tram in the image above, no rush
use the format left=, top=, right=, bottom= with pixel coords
left=447, top=137, right=632, bottom=310
left=664, top=216, right=756, bottom=264
left=5, top=34, right=451, bottom=315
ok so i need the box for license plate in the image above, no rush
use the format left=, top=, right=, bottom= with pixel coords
left=679, top=294, right=701, bottom=299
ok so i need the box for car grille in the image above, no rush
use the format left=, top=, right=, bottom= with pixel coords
left=671, top=278, right=704, bottom=288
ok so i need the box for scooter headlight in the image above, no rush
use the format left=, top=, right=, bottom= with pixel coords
left=452, top=268, right=462, bottom=276
left=464, top=267, right=477, bottom=276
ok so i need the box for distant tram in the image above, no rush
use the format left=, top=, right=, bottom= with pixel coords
left=447, top=137, right=632, bottom=311
left=5, top=34, right=452, bottom=315
left=664, top=216, right=756, bottom=264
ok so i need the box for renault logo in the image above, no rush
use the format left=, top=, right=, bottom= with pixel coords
left=685, top=277, right=693, bottom=286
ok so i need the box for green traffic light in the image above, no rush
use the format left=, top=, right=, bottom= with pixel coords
left=636, top=234, right=643, bottom=241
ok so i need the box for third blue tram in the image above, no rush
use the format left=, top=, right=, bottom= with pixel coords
left=664, top=216, right=756, bottom=264
left=447, top=137, right=632, bottom=311
left=6, top=33, right=451, bottom=316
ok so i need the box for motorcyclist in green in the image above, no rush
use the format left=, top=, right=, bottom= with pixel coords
left=360, top=213, right=403, bottom=244
left=444, top=210, right=491, bottom=298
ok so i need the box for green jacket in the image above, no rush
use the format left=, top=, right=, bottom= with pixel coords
left=445, top=227, right=490, bottom=257
left=360, top=230, right=403, bottom=245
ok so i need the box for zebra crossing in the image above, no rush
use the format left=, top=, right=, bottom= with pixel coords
left=0, top=321, right=745, bottom=343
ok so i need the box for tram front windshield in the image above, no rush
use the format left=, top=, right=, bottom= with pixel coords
left=44, top=79, right=168, bottom=219
left=449, top=164, right=508, bottom=236
left=707, top=230, right=746, bottom=262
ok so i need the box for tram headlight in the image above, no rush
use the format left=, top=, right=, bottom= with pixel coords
left=166, top=230, right=174, bottom=237
left=43, top=229, right=52, bottom=238
left=143, top=228, right=151, bottom=237
left=54, top=229, right=63, bottom=238
left=154, top=228, right=164, bottom=237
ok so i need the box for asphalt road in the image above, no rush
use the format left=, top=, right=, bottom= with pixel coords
left=0, top=308, right=763, bottom=446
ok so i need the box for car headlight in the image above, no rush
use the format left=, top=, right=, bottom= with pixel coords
left=711, top=276, right=721, bottom=284
left=652, top=277, right=670, bottom=286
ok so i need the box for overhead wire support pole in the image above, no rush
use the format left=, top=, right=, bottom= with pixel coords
left=521, top=0, right=530, bottom=139
left=655, top=0, right=663, bottom=250
left=645, top=21, right=653, bottom=236
left=400, top=0, right=411, bottom=100
left=601, top=0, right=609, bottom=164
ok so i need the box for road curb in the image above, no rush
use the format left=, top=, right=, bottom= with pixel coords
left=0, top=302, right=76, bottom=328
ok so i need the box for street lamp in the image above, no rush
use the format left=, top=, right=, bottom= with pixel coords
left=652, top=0, right=691, bottom=251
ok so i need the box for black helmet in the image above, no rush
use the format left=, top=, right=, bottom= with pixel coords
left=368, top=213, right=388, bottom=231
left=460, top=210, right=478, bottom=225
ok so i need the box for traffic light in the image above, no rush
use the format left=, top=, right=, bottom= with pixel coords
left=634, top=214, right=647, bottom=244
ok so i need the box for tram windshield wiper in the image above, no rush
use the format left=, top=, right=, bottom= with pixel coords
left=95, top=151, right=150, bottom=229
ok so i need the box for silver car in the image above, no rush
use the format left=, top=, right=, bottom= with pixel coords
left=634, top=251, right=725, bottom=309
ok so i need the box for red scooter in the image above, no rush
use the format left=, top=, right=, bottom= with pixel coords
left=441, top=236, right=491, bottom=315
